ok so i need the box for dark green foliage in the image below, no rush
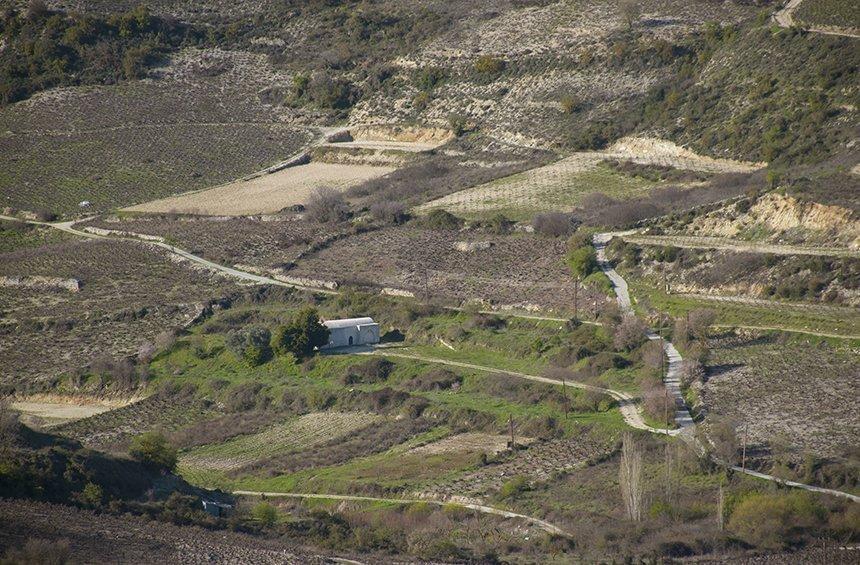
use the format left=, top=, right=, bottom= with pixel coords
left=129, top=431, right=177, bottom=472
left=421, top=209, right=463, bottom=230
left=413, top=66, right=446, bottom=91
left=0, top=426, right=154, bottom=503
left=0, top=6, right=203, bottom=105
left=271, top=307, right=329, bottom=359
left=566, top=244, right=597, bottom=279
left=342, top=358, right=394, bottom=385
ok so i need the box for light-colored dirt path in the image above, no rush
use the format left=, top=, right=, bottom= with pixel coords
left=0, top=215, right=338, bottom=294
left=774, top=0, right=860, bottom=39
left=621, top=234, right=860, bottom=258
left=371, top=349, right=679, bottom=437
left=232, top=491, right=572, bottom=537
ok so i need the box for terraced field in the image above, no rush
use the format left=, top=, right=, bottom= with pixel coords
left=417, top=435, right=615, bottom=500
left=80, top=214, right=347, bottom=269
left=416, top=137, right=761, bottom=220
left=0, top=48, right=313, bottom=216
left=287, top=226, right=606, bottom=314
left=57, top=393, right=218, bottom=452
left=0, top=238, right=236, bottom=387
left=704, top=331, right=860, bottom=461
left=180, top=411, right=382, bottom=472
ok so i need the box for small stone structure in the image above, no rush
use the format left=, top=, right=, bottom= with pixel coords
left=321, top=317, right=380, bottom=349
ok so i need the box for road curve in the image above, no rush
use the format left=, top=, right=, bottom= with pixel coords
left=593, top=232, right=859, bottom=502
left=232, top=490, right=572, bottom=537
left=373, top=350, right=679, bottom=436
left=594, top=232, right=695, bottom=432
left=774, top=0, right=860, bottom=39
left=0, top=214, right=338, bottom=294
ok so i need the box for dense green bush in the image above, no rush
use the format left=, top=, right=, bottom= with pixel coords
left=728, top=491, right=826, bottom=549
left=227, top=326, right=272, bottom=366
left=271, top=307, right=330, bottom=359
left=0, top=5, right=203, bottom=105
left=129, top=431, right=177, bottom=472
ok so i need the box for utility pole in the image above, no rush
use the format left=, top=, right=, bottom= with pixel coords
left=508, top=414, right=515, bottom=449
left=573, top=276, right=580, bottom=320
left=561, top=377, right=568, bottom=418
left=741, top=423, right=748, bottom=472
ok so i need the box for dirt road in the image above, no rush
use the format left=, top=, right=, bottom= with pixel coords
left=774, top=0, right=860, bottom=39
left=0, top=215, right=338, bottom=294
left=594, top=231, right=859, bottom=503
left=232, top=490, right=572, bottom=537
left=621, top=234, right=860, bottom=258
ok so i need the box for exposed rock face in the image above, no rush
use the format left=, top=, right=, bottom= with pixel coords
left=453, top=240, right=493, bottom=252
left=349, top=124, right=454, bottom=144
left=0, top=275, right=81, bottom=292
left=687, top=193, right=860, bottom=248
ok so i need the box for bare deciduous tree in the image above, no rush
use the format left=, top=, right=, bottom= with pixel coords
left=687, top=308, right=717, bottom=341
left=305, top=187, right=349, bottom=224
left=613, top=314, right=648, bottom=351
left=619, top=431, right=643, bottom=521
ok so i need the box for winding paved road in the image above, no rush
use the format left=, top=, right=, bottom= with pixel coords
left=594, top=233, right=695, bottom=433
left=593, top=232, right=859, bottom=503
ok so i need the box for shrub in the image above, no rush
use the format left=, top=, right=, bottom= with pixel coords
left=406, top=369, right=462, bottom=391
left=559, top=95, right=583, bottom=114
left=129, top=431, right=177, bottom=472
left=447, top=114, right=468, bottom=137
left=2, top=537, right=71, bottom=565
left=342, top=358, right=394, bottom=385
left=251, top=502, right=278, bottom=526
left=728, top=491, right=826, bottom=549
left=369, top=201, right=409, bottom=225
left=533, top=212, right=575, bottom=237
left=305, top=187, right=349, bottom=224
left=226, top=326, right=272, bottom=366
left=566, top=238, right=598, bottom=278
left=613, top=316, right=648, bottom=351
left=422, top=209, right=463, bottom=230
left=78, top=482, right=103, bottom=507
left=687, top=308, right=716, bottom=341
left=224, top=381, right=265, bottom=413
left=498, top=475, right=530, bottom=499
left=483, top=213, right=514, bottom=235
left=474, top=55, right=505, bottom=74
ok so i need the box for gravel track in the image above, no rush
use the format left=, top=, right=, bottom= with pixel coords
left=621, top=234, right=860, bottom=258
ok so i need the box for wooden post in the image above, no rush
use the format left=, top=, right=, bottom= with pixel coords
left=509, top=414, right=515, bottom=449
left=741, top=423, right=748, bottom=472
left=717, top=484, right=724, bottom=531
left=573, top=278, right=579, bottom=320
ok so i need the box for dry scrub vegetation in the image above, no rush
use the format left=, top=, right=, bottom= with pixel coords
left=0, top=238, right=236, bottom=390
left=703, top=330, right=860, bottom=468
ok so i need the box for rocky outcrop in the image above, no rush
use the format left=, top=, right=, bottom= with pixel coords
left=0, top=275, right=81, bottom=292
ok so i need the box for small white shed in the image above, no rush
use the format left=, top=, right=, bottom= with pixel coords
left=321, top=317, right=380, bottom=349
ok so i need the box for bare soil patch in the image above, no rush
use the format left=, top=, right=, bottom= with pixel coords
left=11, top=400, right=117, bottom=428
left=410, top=432, right=530, bottom=456
left=287, top=226, right=607, bottom=314
left=125, top=162, right=394, bottom=216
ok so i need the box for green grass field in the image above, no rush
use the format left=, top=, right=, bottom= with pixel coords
left=416, top=159, right=658, bottom=221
